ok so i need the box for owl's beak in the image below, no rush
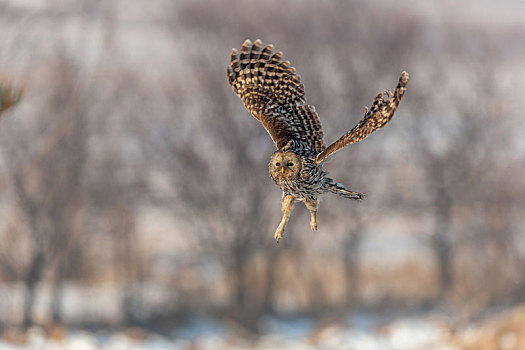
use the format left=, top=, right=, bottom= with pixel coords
left=281, top=167, right=285, bottom=174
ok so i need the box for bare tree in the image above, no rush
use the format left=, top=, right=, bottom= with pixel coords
left=407, top=45, right=520, bottom=308
left=1, top=56, right=89, bottom=327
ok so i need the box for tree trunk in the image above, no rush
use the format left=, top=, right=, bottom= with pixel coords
left=22, top=250, right=45, bottom=328
left=23, top=283, right=37, bottom=329
left=50, top=267, right=64, bottom=324
left=343, top=231, right=361, bottom=307
left=432, top=189, right=453, bottom=299
left=232, top=244, right=246, bottom=310
left=260, top=248, right=280, bottom=314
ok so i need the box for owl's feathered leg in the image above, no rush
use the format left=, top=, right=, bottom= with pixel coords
left=305, top=199, right=318, bottom=231
left=275, top=194, right=295, bottom=242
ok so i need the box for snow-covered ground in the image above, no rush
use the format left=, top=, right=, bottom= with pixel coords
left=3, top=305, right=524, bottom=350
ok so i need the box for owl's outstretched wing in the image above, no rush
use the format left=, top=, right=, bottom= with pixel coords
left=314, top=71, right=409, bottom=164
left=227, top=39, right=325, bottom=153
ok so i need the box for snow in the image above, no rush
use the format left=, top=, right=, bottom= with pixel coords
left=258, top=316, right=316, bottom=338
left=0, top=310, right=459, bottom=350
left=172, top=316, right=224, bottom=341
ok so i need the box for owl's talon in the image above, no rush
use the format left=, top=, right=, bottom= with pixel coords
left=310, top=221, right=317, bottom=231
left=274, top=231, right=283, bottom=242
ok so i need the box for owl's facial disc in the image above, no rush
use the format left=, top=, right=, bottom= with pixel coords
left=269, top=151, right=301, bottom=182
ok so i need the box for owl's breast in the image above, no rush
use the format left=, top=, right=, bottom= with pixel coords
left=276, top=163, right=329, bottom=201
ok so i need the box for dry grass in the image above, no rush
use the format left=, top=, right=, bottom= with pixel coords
left=450, top=305, right=525, bottom=350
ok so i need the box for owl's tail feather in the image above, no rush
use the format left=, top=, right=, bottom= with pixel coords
left=328, top=183, right=366, bottom=201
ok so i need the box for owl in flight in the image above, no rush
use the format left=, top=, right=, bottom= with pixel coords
left=227, top=39, right=409, bottom=242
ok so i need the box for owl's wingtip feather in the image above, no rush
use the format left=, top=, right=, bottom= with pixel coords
left=400, top=71, right=409, bottom=85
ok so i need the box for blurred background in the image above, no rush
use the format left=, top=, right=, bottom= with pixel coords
left=0, top=0, right=524, bottom=349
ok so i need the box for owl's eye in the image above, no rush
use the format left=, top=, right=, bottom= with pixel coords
left=287, top=162, right=294, bottom=166
left=275, top=162, right=280, bottom=166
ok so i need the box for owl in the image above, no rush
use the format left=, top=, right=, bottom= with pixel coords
left=227, top=39, right=409, bottom=242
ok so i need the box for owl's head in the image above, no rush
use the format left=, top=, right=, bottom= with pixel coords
left=269, top=151, right=302, bottom=182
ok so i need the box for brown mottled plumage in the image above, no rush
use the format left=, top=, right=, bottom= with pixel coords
left=227, top=39, right=409, bottom=242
